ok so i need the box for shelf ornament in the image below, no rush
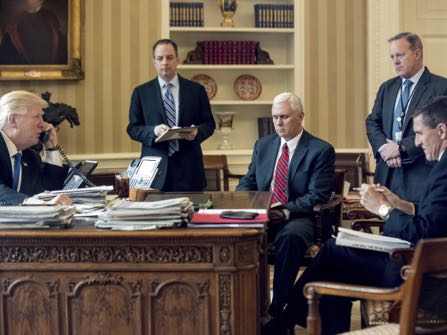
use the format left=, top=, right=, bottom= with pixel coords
left=217, top=0, right=238, bottom=27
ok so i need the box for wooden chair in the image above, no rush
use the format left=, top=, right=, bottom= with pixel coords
left=268, top=168, right=346, bottom=263
left=304, top=237, right=447, bottom=335
left=203, top=155, right=244, bottom=191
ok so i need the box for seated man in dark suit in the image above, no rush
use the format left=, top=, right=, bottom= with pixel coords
left=236, top=92, right=335, bottom=326
left=262, top=96, right=447, bottom=335
left=0, top=91, right=71, bottom=205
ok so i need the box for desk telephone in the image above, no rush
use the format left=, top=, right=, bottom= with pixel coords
left=128, top=156, right=162, bottom=189
left=39, top=131, right=97, bottom=189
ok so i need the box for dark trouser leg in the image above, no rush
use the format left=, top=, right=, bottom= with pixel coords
left=269, top=217, right=314, bottom=317
left=281, top=239, right=390, bottom=334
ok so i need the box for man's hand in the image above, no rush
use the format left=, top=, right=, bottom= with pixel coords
left=378, top=139, right=400, bottom=162
left=373, top=184, right=401, bottom=208
left=268, top=208, right=286, bottom=224
left=385, top=156, right=402, bottom=168
left=358, top=183, right=390, bottom=215
left=154, top=124, right=170, bottom=137
left=41, top=122, right=58, bottom=149
left=48, top=194, right=72, bottom=206
left=179, top=125, right=198, bottom=141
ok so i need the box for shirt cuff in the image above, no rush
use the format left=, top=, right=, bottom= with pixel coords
left=43, top=150, right=63, bottom=167
left=282, top=208, right=290, bottom=220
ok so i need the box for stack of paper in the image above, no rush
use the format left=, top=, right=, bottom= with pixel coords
left=95, top=197, right=193, bottom=230
left=35, top=186, right=114, bottom=205
left=0, top=205, right=76, bottom=229
left=335, top=227, right=412, bottom=252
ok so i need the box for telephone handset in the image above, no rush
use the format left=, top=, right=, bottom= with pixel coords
left=39, top=131, right=97, bottom=189
left=39, top=131, right=50, bottom=143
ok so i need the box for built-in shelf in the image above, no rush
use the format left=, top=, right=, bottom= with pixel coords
left=178, top=64, right=294, bottom=70
left=170, top=27, right=294, bottom=33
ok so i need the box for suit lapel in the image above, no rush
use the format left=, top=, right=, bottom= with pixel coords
left=147, top=79, right=168, bottom=124
left=402, top=68, right=430, bottom=132
left=384, top=79, right=401, bottom=138
left=288, top=130, right=310, bottom=182
left=177, top=75, right=190, bottom=125
left=263, top=136, right=280, bottom=188
left=0, top=136, right=13, bottom=187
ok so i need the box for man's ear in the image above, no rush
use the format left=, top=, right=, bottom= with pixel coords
left=438, top=123, right=447, bottom=140
left=7, top=114, right=17, bottom=128
left=415, top=48, right=422, bottom=60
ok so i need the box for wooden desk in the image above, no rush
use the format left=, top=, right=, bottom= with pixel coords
left=0, top=191, right=270, bottom=335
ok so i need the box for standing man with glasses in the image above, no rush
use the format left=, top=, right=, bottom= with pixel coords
left=127, top=39, right=215, bottom=191
left=236, top=92, right=335, bottom=332
left=366, top=32, right=447, bottom=203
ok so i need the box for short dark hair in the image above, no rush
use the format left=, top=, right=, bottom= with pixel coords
left=152, top=39, right=178, bottom=57
left=414, top=96, right=447, bottom=128
left=388, top=32, right=423, bottom=52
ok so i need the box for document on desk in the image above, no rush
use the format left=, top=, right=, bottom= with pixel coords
left=335, top=227, right=411, bottom=252
left=0, top=205, right=76, bottom=228
left=155, top=126, right=198, bottom=143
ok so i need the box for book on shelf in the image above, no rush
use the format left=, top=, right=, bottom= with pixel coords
left=254, top=4, right=294, bottom=28
left=258, top=117, right=275, bottom=138
left=170, top=2, right=203, bottom=27
left=335, top=227, right=412, bottom=252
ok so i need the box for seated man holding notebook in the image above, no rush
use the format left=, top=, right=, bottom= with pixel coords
left=262, top=96, right=447, bottom=335
left=236, top=92, right=335, bottom=326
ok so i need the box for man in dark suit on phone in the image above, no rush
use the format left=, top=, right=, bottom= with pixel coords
left=0, top=91, right=70, bottom=205
left=366, top=32, right=447, bottom=203
left=127, top=38, right=215, bottom=191
left=262, top=96, right=447, bottom=335
left=236, top=92, right=335, bottom=326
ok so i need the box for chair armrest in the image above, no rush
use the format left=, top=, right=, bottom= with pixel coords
left=304, top=281, right=402, bottom=301
left=351, top=218, right=384, bottom=234
left=313, top=194, right=343, bottom=213
left=390, top=248, right=415, bottom=264
left=304, top=281, right=403, bottom=335
left=227, top=172, right=245, bottom=180
left=346, top=208, right=381, bottom=220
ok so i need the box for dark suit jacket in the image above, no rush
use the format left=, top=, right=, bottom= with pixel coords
left=366, top=67, right=447, bottom=202
left=0, top=136, right=68, bottom=205
left=236, top=130, right=335, bottom=217
left=385, top=152, right=447, bottom=245
left=127, top=75, right=215, bottom=191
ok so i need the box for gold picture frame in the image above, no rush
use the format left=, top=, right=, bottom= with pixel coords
left=0, top=0, right=84, bottom=80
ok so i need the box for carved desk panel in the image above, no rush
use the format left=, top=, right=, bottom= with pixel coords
left=0, top=228, right=263, bottom=335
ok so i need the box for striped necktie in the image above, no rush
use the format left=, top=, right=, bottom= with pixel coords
left=272, top=143, right=289, bottom=204
left=12, top=152, right=22, bottom=191
left=163, top=83, right=179, bottom=156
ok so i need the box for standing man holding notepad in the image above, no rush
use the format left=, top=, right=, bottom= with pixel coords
left=127, top=39, right=215, bottom=191
left=262, top=97, right=447, bottom=335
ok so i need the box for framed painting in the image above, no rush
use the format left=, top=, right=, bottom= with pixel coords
left=0, top=0, right=84, bottom=80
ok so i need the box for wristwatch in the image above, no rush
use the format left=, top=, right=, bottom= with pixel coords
left=378, top=204, right=393, bottom=220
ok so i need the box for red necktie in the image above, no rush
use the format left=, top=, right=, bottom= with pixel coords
left=272, top=143, right=289, bottom=204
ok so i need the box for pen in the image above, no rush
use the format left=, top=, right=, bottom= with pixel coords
left=353, top=187, right=385, bottom=192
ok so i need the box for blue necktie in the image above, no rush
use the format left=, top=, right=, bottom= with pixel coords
left=392, top=80, right=413, bottom=142
left=163, top=83, right=179, bottom=156
left=12, top=152, right=22, bottom=191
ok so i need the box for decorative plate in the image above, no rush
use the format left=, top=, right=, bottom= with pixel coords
left=234, top=74, right=262, bottom=101
left=191, top=74, right=217, bottom=100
